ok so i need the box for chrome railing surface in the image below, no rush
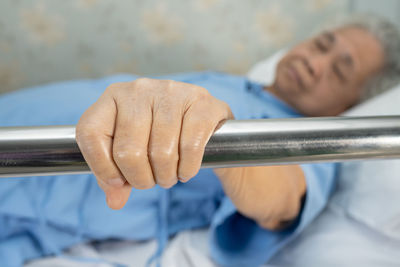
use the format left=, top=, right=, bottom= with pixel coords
left=1, top=116, right=400, bottom=177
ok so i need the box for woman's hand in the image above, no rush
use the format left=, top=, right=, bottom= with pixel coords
left=75, top=78, right=233, bottom=210
left=214, top=165, right=306, bottom=230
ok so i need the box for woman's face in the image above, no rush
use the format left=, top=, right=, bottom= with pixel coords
left=272, top=26, right=385, bottom=116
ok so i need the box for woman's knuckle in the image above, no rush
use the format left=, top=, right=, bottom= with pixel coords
left=113, top=147, right=145, bottom=165
left=133, top=78, right=154, bottom=89
left=158, top=179, right=177, bottom=189
left=113, top=150, right=129, bottom=164
left=105, top=82, right=125, bottom=94
left=164, top=79, right=175, bottom=88
left=133, top=181, right=155, bottom=190
left=75, top=126, right=97, bottom=147
left=75, top=127, right=86, bottom=145
left=195, top=89, right=210, bottom=100
left=182, top=141, right=203, bottom=155
left=178, top=168, right=197, bottom=180
left=149, top=149, right=178, bottom=164
left=135, top=77, right=150, bottom=85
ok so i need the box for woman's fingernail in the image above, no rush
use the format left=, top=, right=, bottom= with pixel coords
left=106, top=195, right=111, bottom=206
left=178, top=177, right=188, bottom=183
left=106, top=195, right=117, bottom=209
left=107, top=177, right=126, bottom=187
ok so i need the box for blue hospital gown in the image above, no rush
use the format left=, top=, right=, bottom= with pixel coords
left=0, top=72, right=337, bottom=267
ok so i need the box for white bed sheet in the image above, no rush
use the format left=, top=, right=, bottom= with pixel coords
left=26, top=228, right=277, bottom=267
left=25, top=229, right=210, bottom=267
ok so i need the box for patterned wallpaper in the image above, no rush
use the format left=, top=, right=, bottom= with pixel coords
left=0, top=0, right=350, bottom=94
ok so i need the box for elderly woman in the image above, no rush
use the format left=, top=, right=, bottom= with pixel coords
left=0, top=15, right=399, bottom=267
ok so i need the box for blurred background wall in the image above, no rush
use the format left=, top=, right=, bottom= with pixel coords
left=0, top=0, right=398, bottom=94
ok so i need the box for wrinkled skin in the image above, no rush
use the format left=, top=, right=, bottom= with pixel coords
left=76, top=79, right=232, bottom=207
left=76, top=26, right=384, bottom=230
left=269, top=26, right=384, bottom=116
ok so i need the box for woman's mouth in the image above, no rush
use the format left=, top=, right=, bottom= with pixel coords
left=288, top=64, right=305, bottom=91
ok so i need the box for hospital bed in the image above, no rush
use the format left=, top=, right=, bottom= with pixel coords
left=2, top=52, right=400, bottom=267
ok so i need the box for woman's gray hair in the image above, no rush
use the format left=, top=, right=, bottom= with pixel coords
left=323, top=14, right=400, bottom=102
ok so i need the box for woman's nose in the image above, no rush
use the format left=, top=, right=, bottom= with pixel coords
left=306, top=54, right=329, bottom=80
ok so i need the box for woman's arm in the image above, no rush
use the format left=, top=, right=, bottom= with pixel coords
left=215, top=165, right=306, bottom=230
left=76, top=78, right=306, bottom=229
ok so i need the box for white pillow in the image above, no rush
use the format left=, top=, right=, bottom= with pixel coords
left=344, top=85, right=400, bottom=116
left=335, top=84, right=400, bottom=240
left=246, top=49, right=287, bottom=85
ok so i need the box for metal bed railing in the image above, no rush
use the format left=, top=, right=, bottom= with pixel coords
left=1, top=116, right=400, bottom=177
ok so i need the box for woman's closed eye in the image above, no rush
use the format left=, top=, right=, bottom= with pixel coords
left=315, top=39, right=329, bottom=52
left=314, top=32, right=335, bottom=53
left=332, top=63, right=347, bottom=82
left=333, top=54, right=354, bottom=83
